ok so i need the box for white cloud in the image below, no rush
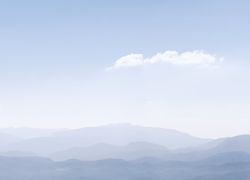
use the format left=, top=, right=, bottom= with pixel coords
left=106, top=50, right=224, bottom=70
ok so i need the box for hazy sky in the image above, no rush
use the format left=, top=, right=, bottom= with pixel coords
left=0, top=0, right=250, bottom=138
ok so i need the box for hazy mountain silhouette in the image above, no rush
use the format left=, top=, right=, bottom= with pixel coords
left=163, top=135, right=250, bottom=162
left=0, top=150, right=37, bottom=157
left=0, top=132, right=21, bottom=147
left=0, top=153, right=250, bottom=180
left=1, top=124, right=250, bottom=165
left=50, top=142, right=169, bottom=161
left=4, top=124, right=209, bottom=154
left=211, top=135, right=250, bottom=153
left=0, top=125, right=250, bottom=179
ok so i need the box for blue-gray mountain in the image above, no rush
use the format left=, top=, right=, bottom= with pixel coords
left=0, top=153, right=250, bottom=180
left=0, top=124, right=209, bottom=154
left=1, top=124, right=250, bottom=180
left=0, top=124, right=250, bottom=160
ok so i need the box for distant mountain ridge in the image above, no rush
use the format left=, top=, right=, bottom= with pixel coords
left=0, top=132, right=22, bottom=147
left=1, top=123, right=210, bottom=154
left=49, top=142, right=169, bottom=161
left=1, top=152, right=250, bottom=180
left=1, top=124, right=250, bottom=163
left=211, top=135, right=250, bottom=153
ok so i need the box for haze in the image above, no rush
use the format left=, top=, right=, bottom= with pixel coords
left=0, top=0, right=250, bottom=138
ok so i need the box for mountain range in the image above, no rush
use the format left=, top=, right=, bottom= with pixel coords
left=0, top=123, right=249, bottom=162
left=0, top=124, right=209, bottom=154
left=0, top=152, right=250, bottom=180
left=0, top=124, right=250, bottom=179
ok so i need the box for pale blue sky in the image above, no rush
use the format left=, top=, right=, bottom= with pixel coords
left=0, top=0, right=250, bottom=138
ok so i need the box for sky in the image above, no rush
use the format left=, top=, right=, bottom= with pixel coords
left=0, top=0, right=250, bottom=138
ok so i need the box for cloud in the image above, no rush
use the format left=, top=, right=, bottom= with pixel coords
left=106, top=50, right=224, bottom=70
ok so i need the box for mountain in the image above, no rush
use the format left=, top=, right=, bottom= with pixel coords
left=2, top=125, right=250, bottom=163
left=211, top=135, right=250, bottom=153
left=200, top=151, right=250, bottom=164
left=0, top=150, right=37, bottom=157
left=50, top=139, right=250, bottom=162
left=0, top=132, right=21, bottom=147
left=0, top=128, right=250, bottom=179
left=0, top=152, right=250, bottom=180
left=5, top=124, right=210, bottom=154
left=166, top=135, right=250, bottom=162
left=50, top=142, right=169, bottom=161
